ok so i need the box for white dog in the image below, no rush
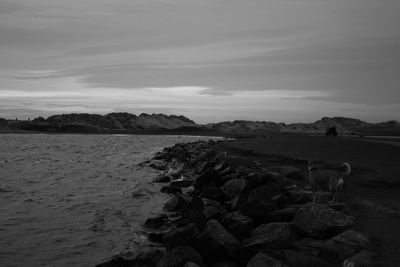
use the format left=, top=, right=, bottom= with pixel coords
left=308, top=161, right=351, bottom=203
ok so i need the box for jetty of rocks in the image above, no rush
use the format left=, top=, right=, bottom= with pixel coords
left=97, top=140, right=375, bottom=267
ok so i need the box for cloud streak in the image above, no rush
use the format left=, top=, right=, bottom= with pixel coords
left=0, top=0, right=399, bottom=122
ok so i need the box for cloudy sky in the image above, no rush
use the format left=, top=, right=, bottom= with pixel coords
left=0, top=0, right=399, bottom=123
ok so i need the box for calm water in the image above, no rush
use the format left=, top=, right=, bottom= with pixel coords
left=0, top=134, right=217, bottom=267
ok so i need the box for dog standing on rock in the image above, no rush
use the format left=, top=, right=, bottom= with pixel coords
left=308, top=161, right=352, bottom=203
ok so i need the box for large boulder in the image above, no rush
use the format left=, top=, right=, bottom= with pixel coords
left=196, top=167, right=219, bottom=187
left=156, top=246, right=204, bottom=267
left=202, top=199, right=226, bottom=220
left=246, top=253, right=283, bottom=267
left=221, top=178, right=248, bottom=200
left=200, top=184, right=223, bottom=201
left=242, top=222, right=294, bottom=252
left=145, top=214, right=169, bottom=229
left=321, top=230, right=371, bottom=261
left=153, top=173, right=171, bottom=183
left=244, top=172, right=279, bottom=190
left=164, top=193, right=191, bottom=212
left=163, top=223, right=200, bottom=249
left=292, top=203, right=354, bottom=237
left=343, top=250, right=374, bottom=267
left=161, top=184, right=183, bottom=194
left=197, top=219, right=240, bottom=260
left=222, top=212, right=254, bottom=240
left=241, top=182, right=287, bottom=221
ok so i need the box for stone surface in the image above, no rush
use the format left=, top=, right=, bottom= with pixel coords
left=197, top=219, right=240, bottom=260
left=163, top=223, right=200, bottom=249
left=343, top=250, right=374, bottom=267
left=322, top=230, right=371, bottom=260
left=153, top=173, right=171, bottom=183
left=164, top=193, right=191, bottom=212
left=246, top=253, right=283, bottom=267
left=221, top=178, right=248, bottom=200
left=292, top=203, right=354, bottom=237
left=156, top=246, right=204, bottom=267
left=222, top=212, right=254, bottom=240
left=144, top=214, right=169, bottom=229
left=242, top=222, right=294, bottom=252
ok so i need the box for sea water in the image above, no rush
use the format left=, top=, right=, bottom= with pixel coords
left=0, top=134, right=218, bottom=267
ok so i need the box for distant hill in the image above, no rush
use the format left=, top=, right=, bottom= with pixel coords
left=2, top=113, right=198, bottom=133
left=0, top=114, right=399, bottom=136
left=280, top=117, right=400, bottom=136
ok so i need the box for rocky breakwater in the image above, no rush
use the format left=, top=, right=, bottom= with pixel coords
left=97, top=140, right=376, bottom=267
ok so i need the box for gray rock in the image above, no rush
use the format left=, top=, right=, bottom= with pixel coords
left=221, top=178, right=248, bottom=200
left=197, top=219, right=240, bottom=260
left=156, top=246, right=204, bottom=267
left=246, top=253, right=283, bottom=267
left=292, top=203, right=354, bottom=237
left=222, top=212, right=254, bottom=240
left=343, top=250, right=374, bottom=267
left=242, top=222, right=294, bottom=252
left=164, top=223, right=200, bottom=249
left=153, top=173, right=171, bottom=183
left=164, top=193, right=191, bottom=212
left=145, top=214, right=169, bottom=229
left=322, top=230, right=371, bottom=261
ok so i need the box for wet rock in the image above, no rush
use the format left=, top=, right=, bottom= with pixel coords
left=197, top=219, right=240, bottom=261
left=156, top=246, right=204, bottom=267
left=242, top=222, right=294, bottom=252
left=343, top=250, right=374, bottom=267
left=241, top=182, right=286, bottom=221
left=222, top=212, right=254, bottom=240
left=163, top=223, right=200, bottom=249
left=246, top=253, right=283, bottom=267
left=282, top=250, right=330, bottom=267
left=200, top=184, right=223, bottom=200
left=148, top=231, right=167, bottom=243
left=181, top=209, right=207, bottom=230
left=150, top=159, right=168, bottom=171
left=292, top=203, right=354, bottom=238
left=96, top=247, right=164, bottom=267
left=170, top=177, right=194, bottom=188
left=221, top=178, right=248, bottom=200
left=203, top=199, right=226, bottom=220
left=290, top=237, right=325, bottom=256
left=321, top=230, right=371, bottom=261
left=161, top=184, right=182, bottom=194
left=196, top=167, right=219, bottom=187
left=245, top=172, right=279, bottom=190
left=153, top=173, right=171, bottom=183
left=269, top=207, right=297, bottom=222
left=164, top=193, right=191, bottom=212
left=145, top=214, right=169, bottom=229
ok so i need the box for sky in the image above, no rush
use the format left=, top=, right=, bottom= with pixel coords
left=0, top=0, right=399, bottom=123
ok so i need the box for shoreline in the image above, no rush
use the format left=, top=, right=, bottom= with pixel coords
left=97, top=137, right=385, bottom=266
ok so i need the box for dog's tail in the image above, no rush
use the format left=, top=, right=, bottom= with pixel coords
left=341, top=162, right=351, bottom=176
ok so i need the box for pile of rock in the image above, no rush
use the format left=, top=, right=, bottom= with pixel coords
left=98, top=140, right=375, bottom=267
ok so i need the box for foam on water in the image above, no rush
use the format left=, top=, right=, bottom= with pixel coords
left=0, top=134, right=217, bottom=267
